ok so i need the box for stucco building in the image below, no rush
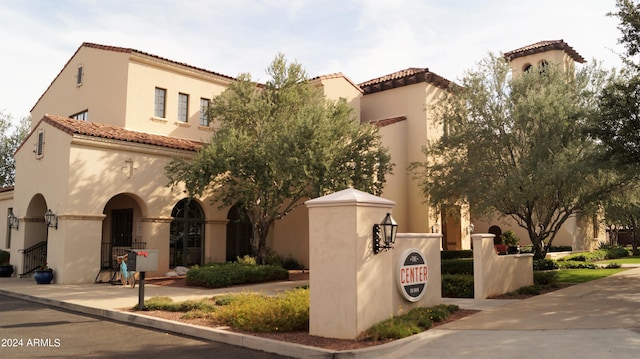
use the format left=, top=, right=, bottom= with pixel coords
left=0, top=40, right=603, bottom=284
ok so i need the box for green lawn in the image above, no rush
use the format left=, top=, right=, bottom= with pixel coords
left=556, top=268, right=627, bottom=283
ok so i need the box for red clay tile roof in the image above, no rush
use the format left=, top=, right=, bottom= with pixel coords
left=359, top=68, right=452, bottom=94
left=370, top=116, right=407, bottom=127
left=31, top=42, right=236, bottom=112
left=310, top=72, right=363, bottom=93
left=42, top=115, right=204, bottom=151
left=503, top=39, right=586, bottom=63
left=0, top=186, right=14, bottom=193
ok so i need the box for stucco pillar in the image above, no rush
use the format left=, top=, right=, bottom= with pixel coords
left=51, top=214, right=105, bottom=284
left=306, top=188, right=395, bottom=340
left=205, top=218, right=228, bottom=263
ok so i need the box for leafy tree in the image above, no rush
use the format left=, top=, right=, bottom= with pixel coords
left=0, top=111, right=30, bottom=187
left=591, top=1, right=640, bottom=168
left=166, top=54, right=392, bottom=263
left=603, top=182, right=640, bottom=255
left=411, top=54, right=614, bottom=259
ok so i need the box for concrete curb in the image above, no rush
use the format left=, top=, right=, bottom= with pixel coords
left=0, top=288, right=424, bottom=359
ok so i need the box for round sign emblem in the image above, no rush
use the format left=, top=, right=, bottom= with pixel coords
left=397, top=248, right=428, bottom=302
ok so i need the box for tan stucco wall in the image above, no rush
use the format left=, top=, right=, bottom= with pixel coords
left=473, top=211, right=606, bottom=251
left=124, top=55, right=230, bottom=140
left=31, top=46, right=130, bottom=127
left=360, top=82, right=447, bottom=234
left=316, top=76, right=362, bottom=123
left=472, top=234, right=533, bottom=299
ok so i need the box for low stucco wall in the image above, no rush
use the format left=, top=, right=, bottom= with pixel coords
left=472, top=234, right=533, bottom=299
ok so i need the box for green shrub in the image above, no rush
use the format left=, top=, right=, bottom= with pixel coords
left=186, top=262, right=289, bottom=288
left=282, top=256, right=305, bottom=270
left=0, top=249, right=9, bottom=265
left=364, top=304, right=459, bottom=340
left=533, top=271, right=558, bottom=286
left=557, top=260, right=598, bottom=269
left=442, top=273, right=474, bottom=298
left=604, top=247, right=629, bottom=259
left=236, top=255, right=257, bottom=265
left=441, top=250, right=474, bottom=260
left=533, top=259, right=558, bottom=271
left=501, top=230, right=520, bottom=246
left=213, top=288, right=309, bottom=332
left=441, top=259, right=474, bottom=275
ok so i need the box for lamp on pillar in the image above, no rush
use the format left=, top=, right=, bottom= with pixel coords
left=7, top=211, right=18, bottom=230
left=467, top=222, right=475, bottom=235
left=373, top=213, right=398, bottom=254
left=44, top=209, right=58, bottom=230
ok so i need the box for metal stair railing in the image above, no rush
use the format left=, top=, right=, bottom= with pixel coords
left=18, top=241, right=47, bottom=277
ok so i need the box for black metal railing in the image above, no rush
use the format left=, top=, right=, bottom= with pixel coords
left=95, top=241, right=146, bottom=283
left=19, top=241, right=47, bottom=276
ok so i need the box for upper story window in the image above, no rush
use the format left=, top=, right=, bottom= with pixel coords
left=77, top=64, right=83, bottom=86
left=70, top=110, right=88, bottom=121
left=35, top=128, right=44, bottom=159
left=178, top=93, right=189, bottom=122
left=154, top=87, right=166, bottom=118
left=200, top=98, right=210, bottom=126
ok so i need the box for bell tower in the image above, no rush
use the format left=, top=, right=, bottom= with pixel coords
left=504, top=39, right=586, bottom=75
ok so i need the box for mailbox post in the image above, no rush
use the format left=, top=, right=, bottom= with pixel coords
left=127, top=250, right=158, bottom=310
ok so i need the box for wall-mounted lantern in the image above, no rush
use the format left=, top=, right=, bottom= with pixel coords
left=7, top=211, right=18, bottom=230
left=467, top=222, right=475, bottom=235
left=373, top=213, right=398, bottom=254
left=45, top=209, right=58, bottom=229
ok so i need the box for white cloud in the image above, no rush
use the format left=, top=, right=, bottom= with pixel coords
left=0, top=0, right=627, bottom=124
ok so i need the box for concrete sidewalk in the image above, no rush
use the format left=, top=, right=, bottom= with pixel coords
left=2, top=268, right=640, bottom=358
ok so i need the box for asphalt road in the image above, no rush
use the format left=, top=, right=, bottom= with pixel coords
left=0, top=294, right=290, bottom=358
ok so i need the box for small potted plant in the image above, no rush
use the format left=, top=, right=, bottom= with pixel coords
left=34, top=263, right=54, bottom=284
left=0, top=249, right=13, bottom=277
left=501, top=230, right=521, bottom=254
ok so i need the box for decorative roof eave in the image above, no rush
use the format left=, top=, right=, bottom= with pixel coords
left=359, top=68, right=453, bottom=95
left=503, top=39, right=586, bottom=64
left=369, top=116, right=407, bottom=127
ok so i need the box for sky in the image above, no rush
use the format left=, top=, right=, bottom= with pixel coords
left=0, top=0, right=627, bottom=125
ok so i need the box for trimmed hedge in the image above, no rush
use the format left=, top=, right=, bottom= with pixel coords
left=441, top=250, right=474, bottom=260
left=442, top=273, right=474, bottom=298
left=442, top=259, right=474, bottom=275
left=186, top=262, right=289, bottom=288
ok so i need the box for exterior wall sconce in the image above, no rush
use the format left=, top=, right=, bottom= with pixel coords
left=7, top=212, right=18, bottom=230
left=45, top=209, right=58, bottom=229
left=467, top=222, right=475, bottom=234
left=373, top=213, right=398, bottom=254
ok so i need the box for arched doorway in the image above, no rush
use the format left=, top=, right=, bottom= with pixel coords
left=21, top=194, right=49, bottom=274
left=101, top=194, right=146, bottom=272
left=170, top=199, right=204, bottom=267
left=226, top=204, right=253, bottom=262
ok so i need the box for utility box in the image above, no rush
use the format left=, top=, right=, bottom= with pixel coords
left=126, top=250, right=158, bottom=272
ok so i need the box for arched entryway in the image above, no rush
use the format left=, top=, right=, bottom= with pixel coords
left=20, top=194, right=49, bottom=274
left=101, top=194, right=146, bottom=271
left=226, top=204, right=253, bottom=262
left=170, top=198, right=204, bottom=267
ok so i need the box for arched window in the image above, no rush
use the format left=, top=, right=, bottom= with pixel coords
left=170, top=199, right=204, bottom=267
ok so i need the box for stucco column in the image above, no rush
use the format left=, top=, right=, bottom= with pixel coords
left=52, top=214, right=106, bottom=284
left=472, top=233, right=496, bottom=299
left=204, top=218, right=228, bottom=263
left=306, top=188, right=395, bottom=340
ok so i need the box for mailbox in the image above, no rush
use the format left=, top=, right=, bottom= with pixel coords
left=126, top=250, right=158, bottom=272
